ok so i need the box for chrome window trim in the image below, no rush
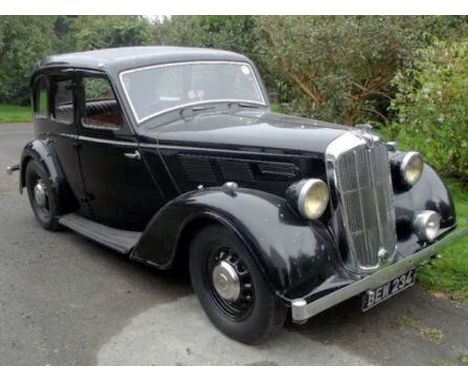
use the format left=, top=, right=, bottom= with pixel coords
left=119, top=61, right=267, bottom=125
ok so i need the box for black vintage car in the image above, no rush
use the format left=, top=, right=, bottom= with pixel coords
left=7, top=47, right=467, bottom=344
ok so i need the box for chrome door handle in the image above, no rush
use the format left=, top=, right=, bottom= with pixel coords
left=123, top=150, right=141, bottom=160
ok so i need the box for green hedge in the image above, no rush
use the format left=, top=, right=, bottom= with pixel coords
left=390, top=40, right=467, bottom=182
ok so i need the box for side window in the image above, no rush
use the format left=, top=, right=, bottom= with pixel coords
left=52, top=78, right=74, bottom=124
left=34, top=77, right=49, bottom=119
left=82, top=77, right=123, bottom=129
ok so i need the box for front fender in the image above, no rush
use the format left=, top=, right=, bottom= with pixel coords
left=133, top=187, right=340, bottom=299
left=394, top=163, right=457, bottom=255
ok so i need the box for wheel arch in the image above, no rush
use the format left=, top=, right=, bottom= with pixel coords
left=19, top=154, right=33, bottom=193
left=20, top=139, right=78, bottom=213
left=132, top=187, right=340, bottom=300
left=171, top=213, right=224, bottom=271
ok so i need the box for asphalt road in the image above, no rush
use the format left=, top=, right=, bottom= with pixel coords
left=0, top=123, right=467, bottom=365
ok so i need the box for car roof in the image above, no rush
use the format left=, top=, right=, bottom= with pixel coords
left=35, top=46, right=251, bottom=75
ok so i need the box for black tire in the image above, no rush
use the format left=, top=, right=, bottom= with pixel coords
left=25, top=159, right=60, bottom=231
left=189, top=224, right=287, bottom=344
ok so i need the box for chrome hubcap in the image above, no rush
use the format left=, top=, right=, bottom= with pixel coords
left=33, top=180, right=47, bottom=208
left=212, top=260, right=241, bottom=301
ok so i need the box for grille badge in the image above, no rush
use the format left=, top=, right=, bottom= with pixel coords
left=378, top=248, right=389, bottom=261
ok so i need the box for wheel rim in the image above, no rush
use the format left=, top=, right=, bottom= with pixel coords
left=30, top=175, right=50, bottom=219
left=205, top=245, right=255, bottom=321
left=33, top=180, right=47, bottom=208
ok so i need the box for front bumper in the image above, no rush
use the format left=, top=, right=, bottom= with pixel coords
left=291, top=225, right=468, bottom=323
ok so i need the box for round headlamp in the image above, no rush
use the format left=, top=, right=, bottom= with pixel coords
left=400, top=151, right=423, bottom=187
left=287, top=179, right=330, bottom=220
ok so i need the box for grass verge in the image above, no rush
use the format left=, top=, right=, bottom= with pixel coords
left=417, top=178, right=468, bottom=301
left=0, top=104, right=32, bottom=123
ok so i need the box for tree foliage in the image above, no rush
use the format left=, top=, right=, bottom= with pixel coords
left=390, top=40, right=467, bottom=181
left=0, top=16, right=56, bottom=105
left=71, top=16, right=153, bottom=51
left=255, top=16, right=467, bottom=125
left=0, top=15, right=466, bottom=151
left=0, top=16, right=153, bottom=104
left=154, top=16, right=257, bottom=55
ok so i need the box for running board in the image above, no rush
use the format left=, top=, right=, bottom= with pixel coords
left=59, top=213, right=142, bottom=254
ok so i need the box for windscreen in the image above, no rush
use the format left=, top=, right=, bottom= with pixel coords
left=120, top=61, right=265, bottom=123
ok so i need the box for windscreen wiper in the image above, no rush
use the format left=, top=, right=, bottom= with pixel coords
left=180, top=105, right=216, bottom=119
left=237, top=102, right=261, bottom=109
left=192, top=105, right=215, bottom=112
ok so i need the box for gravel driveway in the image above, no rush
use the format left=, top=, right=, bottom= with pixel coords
left=0, top=123, right=466, bottom=365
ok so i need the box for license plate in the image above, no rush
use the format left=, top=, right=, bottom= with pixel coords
left=362, top=269, right=416, bottom=311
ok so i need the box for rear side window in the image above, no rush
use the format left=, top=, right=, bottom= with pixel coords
left=52, top=78, right=74, bottom=124
left=34, top=77, right=48, bottom=119
left=82, top=77, right=123, bottom=129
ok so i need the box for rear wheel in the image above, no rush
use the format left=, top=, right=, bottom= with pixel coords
left=189, top=225, right=287, bottom=344
left=25, top=159, right=60, bottom=231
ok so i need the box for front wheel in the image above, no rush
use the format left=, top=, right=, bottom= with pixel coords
left=189, top=225, right=287, bottom=344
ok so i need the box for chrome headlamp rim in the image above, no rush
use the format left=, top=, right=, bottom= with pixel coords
left=400, top=151, right=423, bottom=187
left=297, top=178, right=330, bottom=220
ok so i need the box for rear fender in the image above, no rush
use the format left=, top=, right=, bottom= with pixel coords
left=20, top=139, right=77, bottom=212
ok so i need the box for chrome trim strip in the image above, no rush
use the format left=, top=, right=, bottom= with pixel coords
left=141, top=143, right=306, bottom=159
left=59, top=133, right=307, bottom=159
left=119, top=61, right=267, bottom=124
left=291, top=225, right=468, bottom=322
left=59, top=133, right=139, bottom=147
left=59, top=132, right=78, bottom=140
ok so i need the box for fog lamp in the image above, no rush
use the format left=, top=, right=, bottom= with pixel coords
left=413, top=210, right=441, bottom=242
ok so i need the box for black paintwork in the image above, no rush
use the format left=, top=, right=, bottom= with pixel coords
left=132, top=187, right=341, bottom=300
left=37, top=47, right=249, bottom=76
left=21, top=47, right=457, bottom=303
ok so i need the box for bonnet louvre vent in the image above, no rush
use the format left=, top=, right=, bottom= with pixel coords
left=180, top=155, right=217, bottom=184
left=257, top=162, right=298, bottom=179
left=218, top=160, right=255, bottom=184
left=179, top=154, right=300, bottom=186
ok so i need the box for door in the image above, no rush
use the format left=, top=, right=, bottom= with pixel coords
left=44, top=71, right=91, bottom=217
left=75, top=73, right=164, bottom=231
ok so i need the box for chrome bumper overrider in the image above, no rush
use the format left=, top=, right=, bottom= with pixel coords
left=291, top=225, right=468, bottom=323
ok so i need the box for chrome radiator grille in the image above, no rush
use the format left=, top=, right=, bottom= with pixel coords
left=327, top=133, right=396, bottom=271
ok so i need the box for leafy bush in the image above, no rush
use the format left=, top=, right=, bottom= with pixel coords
left=255, top=16, right=428, bottom=125
left=0, top=16, right=153, bottom=105
left=71, top=16, right=153, bottom=51
left=390, top=40, right=467, bottom=181
left=154, top=16, right=259, bottom=63
left=0, top=15, right=466, bottom=114
left=0, top=16, right=56, bottom=105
